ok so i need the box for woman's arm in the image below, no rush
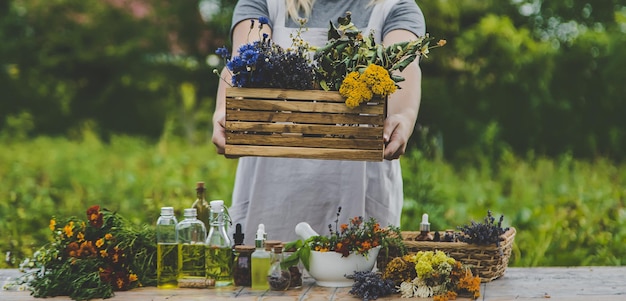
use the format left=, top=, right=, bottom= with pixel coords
left=381, top=29, right=422, bottom=160
left=212, top=20, right=272, bottom=154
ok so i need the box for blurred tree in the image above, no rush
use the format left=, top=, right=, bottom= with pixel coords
left=0, top=0, right=235, bottom=142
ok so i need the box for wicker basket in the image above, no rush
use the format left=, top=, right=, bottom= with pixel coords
left=225, top=87, right=386, bottom=161
left=401, top=227, right=516, bottom=282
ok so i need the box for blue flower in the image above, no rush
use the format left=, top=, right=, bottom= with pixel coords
left=258, top=16, right=269, bottom=25
left=215, top=47, right=230, bottom=59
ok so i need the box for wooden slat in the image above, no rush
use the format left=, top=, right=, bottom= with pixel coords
left=225, top=145, right=384, bottom=161
left=226, top=121, right=383, bottom=138
left=226, top=110, right=384, bottom=125
left=226, top=98, right=384, bottom=115
left=226, top=133, right=383, bottom=150
left=226, top=87, right=347, bottom=102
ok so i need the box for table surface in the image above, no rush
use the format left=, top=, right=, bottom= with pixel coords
left=2, top=266, right=626, bottom=300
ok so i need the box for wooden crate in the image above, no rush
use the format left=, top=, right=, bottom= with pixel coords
left=224, top=87, right=386, bottom=161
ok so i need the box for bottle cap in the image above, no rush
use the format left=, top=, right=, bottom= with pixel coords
left=210, top=200, right=224, bottom=212
left=256, top=224, right=266, bottom=241
left=233, top=223, right=245, bottom=245
left=420, top=213, right=430, bottom=231
left=184, top=208, right=197, bottom=218
left=161, top=207, right=174, bottom=216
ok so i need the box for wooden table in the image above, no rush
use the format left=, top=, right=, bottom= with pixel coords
left=2, top=267, right=626, bottom=300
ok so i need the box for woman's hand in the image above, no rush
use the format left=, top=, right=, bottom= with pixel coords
left=383, top=113, right=412, bottom=160
left=212, top=113, right=226, bottom=155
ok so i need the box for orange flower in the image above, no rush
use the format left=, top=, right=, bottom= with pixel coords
left=63, top=221, right=74, bottom=237
left=340, top=223, right=349, bottom=232
left=105, top=233, right=113, bottom=240
left=95, top=238, right=104, bottom=248
left=129, top=274, right=138, bottom=282
left=49, top=219, right=56, bottom=231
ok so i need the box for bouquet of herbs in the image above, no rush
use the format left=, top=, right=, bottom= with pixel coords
left=282, top=207, right=403, bottom=270
left=216, top=13, right=445, bottom=108
left=393, top=251, right=481, bottom=301
left=16, top=205, right=157, bottom=300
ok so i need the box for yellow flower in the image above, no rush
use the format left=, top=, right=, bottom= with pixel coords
left=100, top=249, right=108, bottom=258
left=129, top=273, right=138, bottom=282
left=49, top=219, right=56, bottom=231
left=77, top=232, right=85, bottom=242
left=95, top=238, right=104, bottom=248
left=63, top=221, right=74, bottom=237
left=105, top=233, right=113, bottom=240
left=361, top=64, right=396, bottom=96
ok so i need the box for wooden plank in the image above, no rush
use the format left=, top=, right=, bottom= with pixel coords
left=225, top=145, right=384, bottom=161
left=226, top=87, right=347, bottom=102
left=226, top=110, right=384, bottom=125
left=4, top=267, right=626, bottom=300
left=226, top=133, right=383, bottom=150
left=226, top=122, right=383, bottom=138
left=226, top=98, right=384, bottom=115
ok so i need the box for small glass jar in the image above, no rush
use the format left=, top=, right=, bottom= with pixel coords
left=233, top=245, right=255, bottom=286
left=283, top=246, right=302, bottom=289
left=267, top=245, right=290, bottom=291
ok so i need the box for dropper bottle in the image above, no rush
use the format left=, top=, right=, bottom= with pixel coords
left=416, top=213, right=434, bottom=241
left=250, top=224, right=270, bottom=290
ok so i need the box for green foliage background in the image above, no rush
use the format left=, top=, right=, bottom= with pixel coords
left=1, top=0, right=626, bottom=268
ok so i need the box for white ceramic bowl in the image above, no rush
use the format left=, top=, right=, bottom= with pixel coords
left=306, top=246, right=380, bottom=287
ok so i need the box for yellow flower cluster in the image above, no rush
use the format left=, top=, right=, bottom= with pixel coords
left=408, top=250, right=456, bottom=279
left=339, top=64, right=397, bottom=108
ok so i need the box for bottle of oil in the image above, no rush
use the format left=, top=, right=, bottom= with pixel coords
left=191, top=182, right=210, bottom=232
left=177, top=208, right=208, bottom=288
left=156, top=206, right=178, bottom=289
left=205, top=200, right=233, bottom=287
left=251, top=224, right=270, bottom=290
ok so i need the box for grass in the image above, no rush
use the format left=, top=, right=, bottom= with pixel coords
left=1, top=133, right=625, bottom=268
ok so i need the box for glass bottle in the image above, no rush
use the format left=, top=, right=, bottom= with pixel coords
left=205, top=200, right=233, bottom=287
left=156, top=206, right=178, bottom=289
left=267, top=245, right=290, bottom=291
left=176, top=208, right=208, bottom=288
left=284, top=246, right=303, bottom=289
left=233, top=245, right=255, bottom=287
left=191, top=182, right=210, bottom=232
left=251, top=224, right=270, bottom=291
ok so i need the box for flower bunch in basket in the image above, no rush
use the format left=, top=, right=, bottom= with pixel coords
left=15, top=205, right=156, bottom=300
left=216, top=13, right=445, bottom=108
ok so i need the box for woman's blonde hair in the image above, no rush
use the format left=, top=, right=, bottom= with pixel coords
left=285, top=0, right=386, bottom=22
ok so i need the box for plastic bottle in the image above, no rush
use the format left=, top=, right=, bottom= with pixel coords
left=176, top=208, right=208, bottom=288
left=156, top=207, right=178, bottom=289
left=250, top=224, right=271, bottom=290
left=205, top=200, right=233, bottom=287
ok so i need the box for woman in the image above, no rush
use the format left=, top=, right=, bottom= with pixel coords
left=212, top=0, right=425, bottom=244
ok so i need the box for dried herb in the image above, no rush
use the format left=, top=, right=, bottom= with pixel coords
left=457, top=210, right=509, bottom=248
